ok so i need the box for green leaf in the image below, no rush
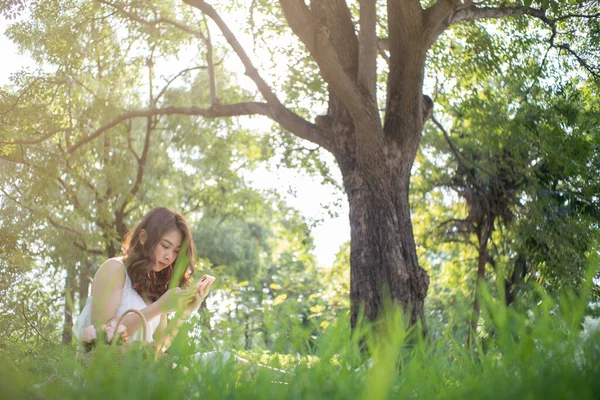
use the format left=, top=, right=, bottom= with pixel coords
left=169, top=237, right=190, bottom=289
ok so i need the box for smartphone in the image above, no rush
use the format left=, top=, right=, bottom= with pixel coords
left=196, top=274, right=216, bottom=291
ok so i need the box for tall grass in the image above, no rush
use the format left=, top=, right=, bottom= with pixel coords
left=2, top=274, right=600, bottom=400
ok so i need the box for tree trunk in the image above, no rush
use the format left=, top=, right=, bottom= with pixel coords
left=505, top=254, right=527, bottom=307
left=340, top=148, right=429, bottom=329
left=466, top=225, right=491, bottom=346
left=244, top=317, right=251, bottom=350
left=78, top=260, right=92, bottom=312
left=61, top=266, right=76, bottom=344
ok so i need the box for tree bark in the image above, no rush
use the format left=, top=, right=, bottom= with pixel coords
left=505, top=254, right=527, bottom=307
left=78, top=260, right=93, bottom=312
left=339, top=141, right=429, bottom=329
left=466, top=224, right=491, bottom=346
left=61, top=266, right=76, bottom=345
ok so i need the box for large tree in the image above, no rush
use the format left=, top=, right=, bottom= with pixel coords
left=177, top=0, right=598, bottom=327
left=4, top=0, right=599, bottom=328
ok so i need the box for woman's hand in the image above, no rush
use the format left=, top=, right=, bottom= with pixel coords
left=158, top=287, right=196, bottom=314
left=182, top=280, right=212, bottom=317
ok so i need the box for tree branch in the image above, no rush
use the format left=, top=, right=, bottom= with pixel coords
left=279, top=0, right=381, bottom=141
left=67, top=103, right=269, bottom=153
left=431, top=115, right=495, bottom=178
left=426, top=3, right=600, bottom=82
left=125, top=59, right=156, bottom=204
left=183, top=0, right=332, bottom=151
left=73, top=241, right=105, bottom=255
left=125, top=119, right=139, bottom=161
left=358, top=0, right=378, bottom=101
left=555, top=42, right=600, bottom=83
left=423, top=3, right=548, bottom=48
left=121, top=113, right=153, bottom=215
left=462, top=4, right=598, bottom=82
left=310, top=0, right=360, bottom=80
left=0, top=77, right=49, bottom=116
left=97, top=0, right=207, bottom=40
left=202, top=13, right=219, bottom=107
left=378, top=37, right=389, bottom=51
left=0, top=128, right=67, bottom=146
left=0, top=153, right=41, bottom=170
left=423, top=0, right=461, bottom=48
left=20, top=302, right=50, bottom=343
left=56, top=177, right=86, bottom=218
left=450, top=5, right=548, bottom=26
left=155, top=66, right=210, bottom=104
left=0, top=187, right=83, bottom=236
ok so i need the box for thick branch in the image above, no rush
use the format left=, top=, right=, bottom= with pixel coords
left=358, top=0, right=378, bottom=100
left=378, top=37, right=389, bottom=51
left=68, top=103, right=267, bottom=153
left=450, top=5, right=548, bottom=26
left=387, top=0, right=424, bottom=53
left=423, top=0, right=461, bottom=48
left=423, top=3, right=548, bottom=48
left=278, top=0, right=315, bottom=48
left=183, top=0, right=332, bottom=150
left=280, top=0, right=380, bottom=132
left=310, top=0, right=360, bottom=77
left=68, top=102, right=328, bottom=153
left=384, top=1, right=428, bottom=152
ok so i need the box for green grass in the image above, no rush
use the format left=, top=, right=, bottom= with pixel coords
left=2, top=287, right=600, bottom=400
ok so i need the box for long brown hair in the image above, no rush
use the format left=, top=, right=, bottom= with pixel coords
left=121, top=207, right=195, bottom=303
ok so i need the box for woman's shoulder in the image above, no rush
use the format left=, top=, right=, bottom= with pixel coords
left=95, top=258, right=127, bottom=282
left=90, top=257, right=128, bottom=296
left=101, top=257, right=126, bottom=269
left=105, top=256, right=125, bottom=266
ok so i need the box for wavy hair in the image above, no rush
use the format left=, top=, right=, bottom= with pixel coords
left=121, top=207, right=195, bottom=303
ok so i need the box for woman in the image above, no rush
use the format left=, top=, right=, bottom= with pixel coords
left=73, top=207, right=295, bottom=379
left=74, top=207, right=220, bottom=354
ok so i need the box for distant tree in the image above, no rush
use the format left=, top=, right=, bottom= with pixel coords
left=0, top=1, right=278, bottom=343
left=414, top=69, right=600, bottom=343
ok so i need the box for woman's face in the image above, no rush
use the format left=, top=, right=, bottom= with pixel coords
left=152, top=229, right=183, bottom=272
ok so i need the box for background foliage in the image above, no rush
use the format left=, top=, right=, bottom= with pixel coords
left=0, top=0, right=599, bottom=396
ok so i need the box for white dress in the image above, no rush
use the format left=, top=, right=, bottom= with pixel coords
left=73, top=258, right=160, bottom=343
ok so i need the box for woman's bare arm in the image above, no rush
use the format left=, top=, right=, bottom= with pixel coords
left=90, top=259, right=162, bottom=338
left=153, top=287, right=208, bottom=352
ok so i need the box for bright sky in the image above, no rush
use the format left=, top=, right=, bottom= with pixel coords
left=0, top=16, right=350, bottom=268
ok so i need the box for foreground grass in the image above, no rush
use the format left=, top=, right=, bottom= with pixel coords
left=2, top=289, right=600, bottom=400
